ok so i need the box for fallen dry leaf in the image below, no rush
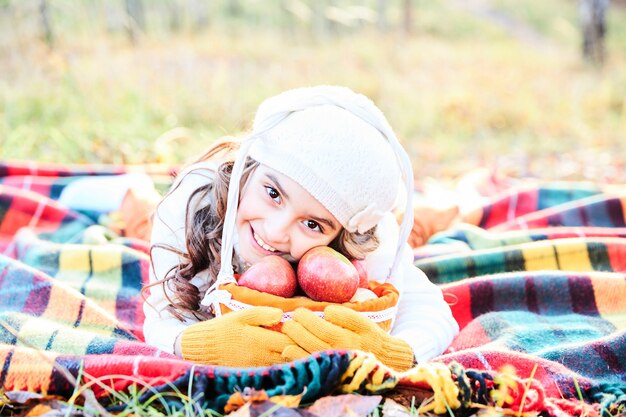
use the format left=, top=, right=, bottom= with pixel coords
left=226, top=400, right=315, bottom=417
left=2, top=391, right=85, bottom=417
left=224, top=388, right=270, bottom=413
left=306, top=394, right=382, bottom=417
left=383, top=385, right=433, bottom=409
left=380, top=398, right=412, bottom=417
left=5, top=391, right=49, bottom=404
left=269, top=392, right=304, bottom=409
left=22, top=403, right=60, bottom=417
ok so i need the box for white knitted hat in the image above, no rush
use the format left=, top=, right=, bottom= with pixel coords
left=250, top=108, right=399, bottom=233
left=216, top=85, right=414, bottom=284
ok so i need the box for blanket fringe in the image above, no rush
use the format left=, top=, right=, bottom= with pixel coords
left=1, top=346, right=624, bottom=416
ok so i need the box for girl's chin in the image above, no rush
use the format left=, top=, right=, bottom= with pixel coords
left=237, top=246, right=258, bottom=266
left=239, top=242, right=270, bottom=265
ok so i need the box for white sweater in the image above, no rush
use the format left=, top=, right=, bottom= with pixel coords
left=143, top=161, right=459, bottom=362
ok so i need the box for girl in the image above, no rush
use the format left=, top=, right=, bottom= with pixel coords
left=143, top=85, right=459, bottom=371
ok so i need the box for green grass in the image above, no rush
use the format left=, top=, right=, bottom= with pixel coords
left=1, top=0, right=625, bottom=182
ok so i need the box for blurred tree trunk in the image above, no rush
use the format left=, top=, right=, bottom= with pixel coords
left=227, top=0, right=241, bottom=17
left=281, top=0, right=296, bottom=37
left=38, top=0, right=54, bottom=48
left=190, top=0, right=210, bottom=31
left=104, top=2, right=122, bottom=33
left=125, top=0, right=145, bottom=44
left=377, top=0, right=388, bottom=31
left=326, top=0, right=339, bottom=35
left=311, top=0, right=329, bottom=38
left=579, top=0, right=610, bottom=65
left=403, top=0, right=413, bottom=34
left=168, top=1, right=182, bottom=33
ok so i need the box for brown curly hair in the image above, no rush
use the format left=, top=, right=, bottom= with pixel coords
left=147, top=139, right=380, bottom=321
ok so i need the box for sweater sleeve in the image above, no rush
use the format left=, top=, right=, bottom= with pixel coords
left=365, top=213, right=459, bottom=363
left=142, top=162, right=217, bottom=354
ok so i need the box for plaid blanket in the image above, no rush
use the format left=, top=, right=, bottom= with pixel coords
left=0, top=160, right=624, bottom=416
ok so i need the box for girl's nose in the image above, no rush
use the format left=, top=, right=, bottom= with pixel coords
left=264, top=214, right=291, bottom=245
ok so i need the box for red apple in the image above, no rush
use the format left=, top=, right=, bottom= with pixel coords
left=297, top=246, right=359, bottom=303
left=351, top=259, right=369, bottom=288
left=237, top=255, right=297, bottom=298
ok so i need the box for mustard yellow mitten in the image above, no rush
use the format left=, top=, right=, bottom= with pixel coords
left=282, top=305, right=415, bottom=372
left=181, top=306, right=295, bottom=368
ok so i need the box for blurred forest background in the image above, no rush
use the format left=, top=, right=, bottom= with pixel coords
left=1, top=0, right=625, bottom=183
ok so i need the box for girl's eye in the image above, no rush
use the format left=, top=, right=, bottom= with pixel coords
left=304, top=220, right=322, bottom=233
left=265, top=186, right=280, bottom=202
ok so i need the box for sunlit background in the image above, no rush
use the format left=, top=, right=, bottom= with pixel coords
left=1, top=0, right=625, bottom=183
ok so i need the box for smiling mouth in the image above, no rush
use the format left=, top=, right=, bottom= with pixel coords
left=252, top=230, right=279, bottom=253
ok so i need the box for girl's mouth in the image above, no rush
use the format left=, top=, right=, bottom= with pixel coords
left=250, top=225, right=279, bottom=253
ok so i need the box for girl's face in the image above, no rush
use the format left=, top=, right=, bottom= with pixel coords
left=236, top=164, right=341, bottom=266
